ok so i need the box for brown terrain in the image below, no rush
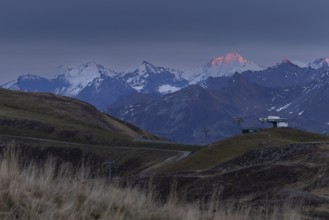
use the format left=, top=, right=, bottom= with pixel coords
left=2, top=88, right=329, bottom=218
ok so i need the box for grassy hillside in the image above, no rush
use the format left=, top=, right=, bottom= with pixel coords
left=132, top=129, right=329, bottom=218
left=161, top=128, right=329, bottom=172
left=0, top=145, right=308, bottom=220
left=0, top=89, right=200, bottom=175
left=0, top=88, right=164, bottom=145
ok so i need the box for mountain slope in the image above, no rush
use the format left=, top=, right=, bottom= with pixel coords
left=110, top=85, right=238, bottom=144
left=0, top=88, right=162, bottom=145
left=241, top=60, right=313, bottom=88
left=309, top=58, right=329, bottom=69
left=109, top=75, right=279, bottom=144
left=121, top=61, right=189, bottom=94
left=2, top=74, right=69, bottom=93
left=271, top=69, right=329, bottom=133
left=161, top=128, right=329, bottom=172
left=76, top=75, right=135, bottom=109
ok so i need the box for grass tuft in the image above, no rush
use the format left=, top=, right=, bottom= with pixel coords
left=0, top=142, right=313, bottom=220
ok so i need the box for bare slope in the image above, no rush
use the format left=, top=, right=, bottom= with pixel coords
left=0, top=88, right=163, bottom=145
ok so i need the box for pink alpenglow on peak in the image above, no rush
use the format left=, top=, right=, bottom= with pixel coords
left=185, top=52, right=263, bottom=84
left=204, top=52, right=263, bottom=77
left=209, top=52, right=248, bottom=66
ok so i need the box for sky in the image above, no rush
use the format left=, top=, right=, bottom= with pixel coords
left=1, top=0, right=329, bottom=83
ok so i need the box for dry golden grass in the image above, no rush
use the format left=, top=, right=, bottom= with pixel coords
left=0, top=144, right=311, bottom=220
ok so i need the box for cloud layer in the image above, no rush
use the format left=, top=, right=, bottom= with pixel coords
left=1, top=0, right=329, bottom=82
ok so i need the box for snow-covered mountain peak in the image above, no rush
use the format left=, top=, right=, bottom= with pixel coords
left=206, top=52, right=262, bottom=76
left=309, top=58, right=329, bottom=69
left=272, top=59, right=307, bottom=68
left=119, top=61, right=188, bottom=93
left=273, top=59, right=294, bottom=67
left=55, top=62, right=115, bottom=96
left=71, top=62, right=107, bottom=73
left=136, top=60, right=162, bottom=74
left=281, top=59, right=293, bottom=64
left=208, top=51, right=248, bottom=67
left=140, top=60, right=153, bottom=66
left=291, top=60, right=307, bottom=68
left=186, top=52, right=263, bottom=83
left=62, top=62, right=113, bottom=80
left=17, top=74, right=43, bottom=80
left=132, top=61, right=184, bottom=79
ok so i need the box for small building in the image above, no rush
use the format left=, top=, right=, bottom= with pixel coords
left=259, top=116, right=288, bottom=128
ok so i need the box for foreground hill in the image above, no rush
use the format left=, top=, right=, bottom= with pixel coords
left=161, top=128, right=329, bottom=172
left=0, top=88, right=163, bottom=145
left=0, top=145, right=305, bottom=220
left=132, top=128, right=329, bottom=218
left=0, top=88, right=200, bottom=176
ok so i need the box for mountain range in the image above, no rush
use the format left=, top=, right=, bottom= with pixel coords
left=3, top=52, right=329, bottom=144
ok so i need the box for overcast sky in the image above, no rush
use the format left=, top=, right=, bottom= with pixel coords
left=1, top=0, right=329, bottom=83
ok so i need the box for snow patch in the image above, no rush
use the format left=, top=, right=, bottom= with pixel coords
left=133, top=85, right=144, bottom=91
left=276, top=103, right=291, bottom=112
left=268, top=106, right=276, bottom=111
left=2, top=80, right=18, bottom=89
left=158, top=85, right=181, bottom=94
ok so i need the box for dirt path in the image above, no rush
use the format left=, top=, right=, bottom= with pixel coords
left=140, top=151, right=191, bottom=174
left=0, top=134, right=191, bottom=154
left=0, top=134, right=191, bottom=172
